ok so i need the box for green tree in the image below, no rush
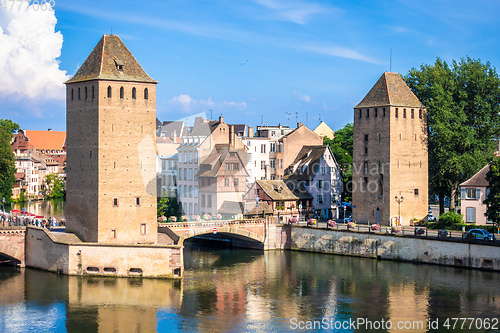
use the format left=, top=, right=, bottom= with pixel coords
left=44, top=172, right=66, bottom=198
left=157, top=195, right=180, bottom=218
left=484, top=156, right=500, bottom=231
left=405, top=58, right=500, bottom=213
left=324, top=123, right=353, bottom=201
left=0, top=119, right=20, bottom=203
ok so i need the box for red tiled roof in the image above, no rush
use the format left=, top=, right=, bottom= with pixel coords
left=24, top=130, right=66, bottom=151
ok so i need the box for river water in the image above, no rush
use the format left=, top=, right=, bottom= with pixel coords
left=0, top=246, right=499, bottom=333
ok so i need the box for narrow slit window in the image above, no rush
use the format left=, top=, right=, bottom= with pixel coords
left=419, top=109, right=422, bottom=119
left=395, top=108, right=398, bottom=118
left=113, top=198, right=118, bottom=207
left=140, top=223, right=146, bottom=235
left=71, top=89, right=74, bottom=101
left=107, top=86, right=112, bottom=98
left=136, top=197, right=141, bottom=206
left=92, top=86, right=95, bottom=99
left=78, top=88, right=81, bottom=100
left=85, top=87, right=88, bottom=100
left=403, top=109, right=407, bottom=118
left=144, top=88, right=149, bottom=100
left=132, top=87, right=136, bottom=99
left=411, top=109, right=414, bottom=119
left=120, top=87, right=124, bottom=99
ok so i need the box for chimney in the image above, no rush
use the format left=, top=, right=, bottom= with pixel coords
left=279, top=123, right=282, bottom=128
left=48, top=128, right=52, bottom=131
left=219, top=115, right=223, bottom=123
left=173, top=130, right=177, bottom=142
left=297, top=122, right=303, bottom=128
left=248, top=126, right=254, bottom=138
left=229, top=125, right=234, bottom=146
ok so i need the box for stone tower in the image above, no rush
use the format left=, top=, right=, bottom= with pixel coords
left=352, top=72, right=428, bottom=226
left=65, top=34, right=158, bottom=244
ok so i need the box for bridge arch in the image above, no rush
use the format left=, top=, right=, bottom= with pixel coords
left=0, top=229, right=26, bottom=267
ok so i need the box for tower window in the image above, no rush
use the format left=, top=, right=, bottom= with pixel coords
left=85, top=87, right=88, bottom=100
left=364, top=134, right=369, bottom=142
left=132, top=87, right=136, bottom=99
left=359, top=109, right=362, bottom=119
left=71, top=89, right=74, bottom=101
left=144, top=88, right=149, bottom=100
left=140, top=224, right=147, bottom=235
left=414, top=189, right=419, bottom=196
left=419, top=109, right=422, bottom=119
left=411, top=109, right=414, bottom=119
left=120, top=87, right=124, bottom=99
left=107, top=86, right=112, bottom=98
left=383, top=108, right=386, bottom=117
left=395, top=108, right=398, bottom=118
left=403, top=109, right=407, bottom=118
left=111, top=229, right=116, bottom=238
left=365, top=147, right=368, bottom=155
left=92, top=86, right=95, bottom=99
left=117, top=65, right=123, bottom=71
left=78, top=88, right=81, bottom=100
left=366, top=109, right=369, bottom=118
left=375, top=108, right=378, bottom=117
left=113, top=198, right=119, bottom=207
left=136, top=197, right=141, bottom=206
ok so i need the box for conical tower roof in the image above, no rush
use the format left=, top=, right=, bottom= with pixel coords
left=355, top=72, right=424, bottom=108
left=65, top=34, right=157, bottom=84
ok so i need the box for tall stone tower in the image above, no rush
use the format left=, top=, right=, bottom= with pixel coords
left=352, top=72, right=428, bottom=226
left=65, top=34, right=158, bottom=244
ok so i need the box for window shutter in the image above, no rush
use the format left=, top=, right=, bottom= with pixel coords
left=461, top=188, right=466, bottom=200
left=476, top=188, right=481, bottom=200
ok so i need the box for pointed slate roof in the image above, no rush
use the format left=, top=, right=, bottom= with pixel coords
left=460, top=164, right=490, bottom=187
left=355, top=72, right=424, bottom=108
left=65, top=34, right=157, bottom=84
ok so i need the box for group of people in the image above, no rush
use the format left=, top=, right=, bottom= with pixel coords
left=1, top=214, right=63, bottom=228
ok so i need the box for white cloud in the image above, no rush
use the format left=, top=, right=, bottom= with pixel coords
left=293, top=91, right=311, bottom=103
left=0, top=1, right=68, bottom=100
left=253, top=0, right=328, bottom=24
left=302, top=44, right=381, bottom=64
left=168, top=94, right=246, bottom=114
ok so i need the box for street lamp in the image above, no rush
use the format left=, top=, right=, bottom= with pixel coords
left=395, top=196, right=404, bottom=226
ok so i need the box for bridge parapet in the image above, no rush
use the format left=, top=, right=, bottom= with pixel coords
left=0, top=227, right=26, bottom=266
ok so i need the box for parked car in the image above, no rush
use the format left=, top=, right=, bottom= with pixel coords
left=344, top=217, right=352, bottom=223
left=463, top=229, right=495, bottom=241
left=427, top=214, right=437, bottom=222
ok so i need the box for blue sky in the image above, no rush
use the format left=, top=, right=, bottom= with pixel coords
left=1, top=0, right=500, bottom=132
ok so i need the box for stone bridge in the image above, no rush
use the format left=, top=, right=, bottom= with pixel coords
left=0, top=227, right=26, bottom=267
left=158, top=218, right=280, bottom=250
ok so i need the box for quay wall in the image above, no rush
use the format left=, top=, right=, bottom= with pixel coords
left=0, top=227, right=26, bottom=267
left=275, top=225, right=500, bottom=271
left=25, top=227, right=183, bottom=278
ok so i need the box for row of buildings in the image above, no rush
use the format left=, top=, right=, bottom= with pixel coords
left=156, top=116, right=342, bottom=222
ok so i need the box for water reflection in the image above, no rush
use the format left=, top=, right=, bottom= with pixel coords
left=0, top=249, right=499, bottom=332
left=10, top=199, right=65, bottom=220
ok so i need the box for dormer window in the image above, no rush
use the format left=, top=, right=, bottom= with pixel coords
left=114, top=58, right=125, bottom=71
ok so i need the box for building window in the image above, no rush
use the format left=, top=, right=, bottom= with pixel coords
left=383, top=108, right=386, bottom=117
left=466, top=207, right=476, bottom=223
left=85, top=87, right=88, bottom=100
left=194, top=152, right=198, bottom=163
left=466, top=188, right=477, bottom=199
left=107, top=86, right=112, bottom=98
left=92, top=86, right=95, bottom=99
left=395, top=108, right=398, bottom=118
left=144, top=88, right=149, bottom=100
left=140, top=223, right=147, bottom=235
left=120, top=87, right=124, bottom=99
left=366, top=109, right=369, bottom=118
left=419, top=109, right=422, bottom=119
left=201, top=194, right=205, bottom=207
left=113, top=198, right=118, bottom=207
left=270, top=159, right=276, bottom=169
left=270, top=143, right=276, bottom=152
left=111, top=229, right=116, bottom=238
left=136, top=197, right=141, bottom=206
left=318, top=179, right=324, bottom=189
left=364, top=162, right=368, bottom=174
left=194, top=168, right=198, bottom=181
left=189, top=203, right=193, bottom=215
left=189, top=152, right=193, bottom=163
left=71, top=89, right=74, bottom=100
left=261, top=161, right=266, bottom=170
left=234, top=178, right=239, bottom=187
left=189, top=169, right=193, bottom=180
left=194, top=186, right=198, bottom=198
left=78, top=88, right=81, bottom=100
left=224, top=178, right=229, bottom=186
left=414, top=189, right=419, bottom=196
left=184, top=152, right=187, bottom=164
left=320, top=166, right=326, bottom=175
left=403, top=109, right=407, bottom=118
left=188, top=185, right=192, bottom=197
left=364, top=134, right=368, bottom=142
left=375, top=108, right=378, bottom=117
left=261, top=144, right=266, bottom=153
left=317, top=195, right=324, bottom=205
left=359, top=109, right=362, bottom=119
left=411, top=109, right=414, bottom=119
left=207, top=195, right=212, bottom=208
left=365, top=147, right=368, bottom=155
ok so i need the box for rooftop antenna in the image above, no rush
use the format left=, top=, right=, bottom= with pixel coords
left=319, top=113, right=322, bottom=124
left=390, top=48, right=392, bottom=72
left=295, top=111, right=298, bottom=123
left=285, top=112, right=291, bottom=126
left=209, top=109, right=212, bottom=120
